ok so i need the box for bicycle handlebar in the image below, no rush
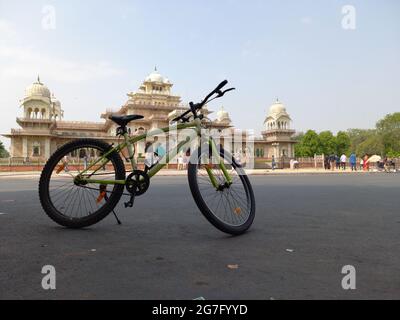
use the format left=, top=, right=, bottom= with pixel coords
left=215, top=79, right=228, bottom=92
left=172, top=80, right=235, bottom=123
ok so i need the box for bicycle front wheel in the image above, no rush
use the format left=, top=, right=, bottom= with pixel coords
left=188, top=147, right=256, bottom=235
left=39, top=139, right=126, bottom=228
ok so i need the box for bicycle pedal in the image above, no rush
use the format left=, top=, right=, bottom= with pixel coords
left=124, top=194, right=135, bottom=208
left=124, top=201, right=134, bottom=208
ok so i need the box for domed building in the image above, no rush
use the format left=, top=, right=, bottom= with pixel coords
left=3, top=70, right=296, bottom=167
left=216, top=106, right=232, bottom=124
left=253, top=99, right=296, bottom=159
left=3, top=70, right=233, bottom=160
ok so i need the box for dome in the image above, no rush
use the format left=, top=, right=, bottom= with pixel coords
left=217, top=106, right=231, bottom=122
left=51, top=94, right=61, bottom=107
left=145, top=69, right=165, bottom=83
left=25, top=77, right=51, bottom=99
left=268, top=99, right=286, bottom=115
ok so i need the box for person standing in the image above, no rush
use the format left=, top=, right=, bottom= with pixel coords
left=340, top=154, right=347, bottom=170
left=349, top=153, right=357, bottom=171
left=363, top=154, right=369, bottom=171
left=63, top=155, right=69, bottom=172
left=324, top=155, right=330, bottom=170
left=335, top=154, right=340, bottom=170
left=144, top=141, right=157, bottom=172
left=329, top=154, right=336, bottom=171
left=271, top=155, right=276, bottom=170
left=154, top=138, right=166, bottom=164
left=177, top=154, right=184, bottom=170
left=183, top=148, right=191, bottom=170
left=83, top=154, right=88, bottom=170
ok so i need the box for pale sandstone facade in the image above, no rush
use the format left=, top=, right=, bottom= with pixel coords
left=3, top=70, right=296, bottom=163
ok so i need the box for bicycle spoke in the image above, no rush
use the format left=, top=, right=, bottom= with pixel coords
left=47, top=144, right=120, bottom=220
left=195, top=152, right=252, bottom=227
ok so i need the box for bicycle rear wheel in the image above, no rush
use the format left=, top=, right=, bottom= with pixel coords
left=188, top=146, right=255, bottom=235
left=39, top=139, right=125, bottom=228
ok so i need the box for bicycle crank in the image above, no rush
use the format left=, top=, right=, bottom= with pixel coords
left=124, top=170, right=150, bottom=208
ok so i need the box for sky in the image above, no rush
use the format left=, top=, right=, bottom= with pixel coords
left=1, top=0, right=399, bottom=149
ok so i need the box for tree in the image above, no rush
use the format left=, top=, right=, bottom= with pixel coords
left=293, top=113, right=400, bottom=158
left=0, top=141, right=9, bottom=158
left=318, top=131, right=336, bottom=155
left=376, top=112, right=400, bottom=156
left=356, top=133, right=384, bottom=156
left=347, top=128, right=376, bottom=155
left=336, top=131, right=350, bottom=155
left=294, top=130, right=321, bottom=157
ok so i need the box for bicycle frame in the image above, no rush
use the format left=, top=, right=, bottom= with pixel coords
left=76, top=118, right=232, bottom=189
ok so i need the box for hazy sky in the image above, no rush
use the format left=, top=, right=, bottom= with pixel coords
left=1, top=0, right=399, bottom=149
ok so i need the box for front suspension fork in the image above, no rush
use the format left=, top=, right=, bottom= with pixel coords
left=206, top=138, right=233, bottom=189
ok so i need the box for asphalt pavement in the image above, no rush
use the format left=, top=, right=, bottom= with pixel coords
left=0, top=174, right=399, bottom=299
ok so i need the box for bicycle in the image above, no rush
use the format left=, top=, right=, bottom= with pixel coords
left=39, top=80, right=256, bottom=235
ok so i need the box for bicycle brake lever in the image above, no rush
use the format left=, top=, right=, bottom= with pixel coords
left=221, top=88, right=235, bottom=96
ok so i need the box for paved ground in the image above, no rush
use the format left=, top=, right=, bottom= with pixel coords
left=0, top=174, right=399, bottom=299
left=0, top=168, right=389, bottom=177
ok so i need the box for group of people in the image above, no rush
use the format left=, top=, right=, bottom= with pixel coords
left=324, top=153, right=367, bottom=171
left=324, top=154, right=396, bottom=172
left=376, top=157, right=396, bottom=172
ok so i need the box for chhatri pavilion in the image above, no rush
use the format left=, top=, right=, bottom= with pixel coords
left=2, top=69, right=296, bottom=163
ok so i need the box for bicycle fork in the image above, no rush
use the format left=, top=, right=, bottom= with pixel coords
left=205, top=138, right=233, bottom=189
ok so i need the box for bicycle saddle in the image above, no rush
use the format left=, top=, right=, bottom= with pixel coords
left=109, top=114, right=144, bottom=126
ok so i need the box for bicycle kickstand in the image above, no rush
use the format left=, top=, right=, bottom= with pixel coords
left=103, top=190, right=122, bottom=225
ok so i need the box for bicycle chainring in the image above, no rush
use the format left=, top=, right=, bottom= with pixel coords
left=125, top=170, right=150, bottom=196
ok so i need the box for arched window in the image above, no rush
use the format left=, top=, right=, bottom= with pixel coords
left=27, top=108, right=32, bottom=119
left=32, top=141, right=40, bottom=156
left=79, top=149, right=87, bottom=158
left=41, top=108, right=46, bottom=119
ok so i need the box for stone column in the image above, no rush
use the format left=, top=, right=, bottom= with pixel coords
left=22, top=137, right=28, bottom=158
left=45, top=138, right=51, bottom=159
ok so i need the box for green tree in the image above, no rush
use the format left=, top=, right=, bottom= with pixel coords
left=356, top=133, right=384, bottom=156
left=376, top=112, right=400, bottom=156
left=295, top=130, right=321, bottom=157
left=0, top=141, right=9, bottom=158
left=336, top=131, right=350, bottom=155
left=318, top=131, right=336, bottom=155
left=347, top=128, right=376, bottom=155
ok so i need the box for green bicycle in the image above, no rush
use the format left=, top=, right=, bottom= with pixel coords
left=39, top=80, right=255, bottom=235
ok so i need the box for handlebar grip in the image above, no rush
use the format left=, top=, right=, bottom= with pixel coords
left=215, top=80, right=228, bottom=92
